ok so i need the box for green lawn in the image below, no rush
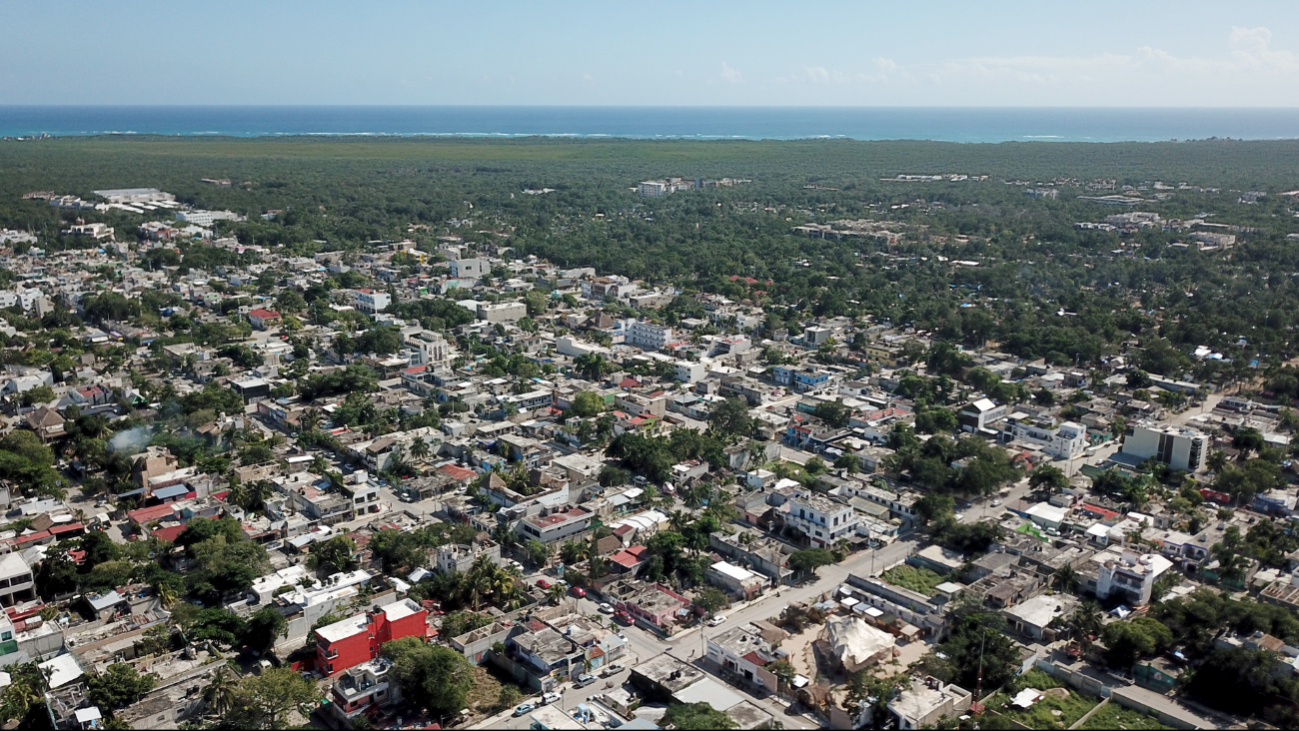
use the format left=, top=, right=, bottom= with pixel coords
left=1079, top=702, right=1173, bottom=730
left=985, top=669, right=1101, bottom=730
left=881, top=564, right=948, bottom=596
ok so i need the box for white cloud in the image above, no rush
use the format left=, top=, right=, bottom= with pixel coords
left=776, top=27, right=1297, bottom=100
left=719, top=61, right=742, bottom=83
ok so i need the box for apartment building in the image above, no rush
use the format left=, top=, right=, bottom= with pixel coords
left=1120, top=422, right=1207, bottom=472
left=0, top=554, right=34, bottom=607
left=785, top=490, right=858, bottom=548
left=1096, top=549, right=1174, bottom=606
left=959, top=398, right=1006, bottom=433
left=1007, top=417, right=1088, bottom=459
left=477, top=301, right=527, bottom=324
left=772, top=366, right=834, bottom=393
left=406, top=330, right=450, bottom=365
left=448, top=258, right=488, bottom=279
left=174, top=210, right=242, bottom=227
left=315, top=599, right=429, bottom=676
left=674, top=361, right=706, bottom=384
left=93, top=188, right=175, bottom=205
left=626, top=321, right=674, bottom=351
left=352, top=289, right=391, bottom=315
left=516, top=507, right=592, bottom=544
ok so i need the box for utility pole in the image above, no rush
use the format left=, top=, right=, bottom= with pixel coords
left=973, top=629, right=986, bottom=715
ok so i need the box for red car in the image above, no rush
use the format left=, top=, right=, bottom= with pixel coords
left=613, top=610, right=633, bottom=625
left=536, top=579, right=552, bottom=589
left=570, top=586, right=586, bottom=598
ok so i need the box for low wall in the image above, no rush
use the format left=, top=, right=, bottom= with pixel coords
left=1108, top=687, right=1201, bottom=730
left=1034, top=658, right=1109, bottom=699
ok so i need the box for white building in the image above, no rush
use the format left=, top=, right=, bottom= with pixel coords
left=674, top=361, right=706, bottom=384
left=705, top=624, right=784, bottom=692
left=477, top=301, right=527, bottom=324
left=785, top=489, right=858, bottom=548
left=503, top=389, right=553, bottom=413
left=352, top=289, right=391, bottom=314
left=1009, top=418, right=1087, bottom=459
left=515, top=508, right=592, bottom=544
left=627, top=321, right=674, bottom=351
left=638, top=181, right=669, bottom=197
left=449, top=258, right=488, bottom=279
left=888, top=677, right=973, bottom=730
left=64, top=223, right=114, bottom=240
left=406, top=331, right=450, bottom=365
left=1095, top=548, right=1174, bottom=606
left=959, top=398, right=1006, bottom=433
left=0, top=553, right=34, bottom=607
left=93, top=188, right=175, bottom=205
left=175, top=209, right=243, bottom=227
left=1121, top=422, right=1207, bottom=472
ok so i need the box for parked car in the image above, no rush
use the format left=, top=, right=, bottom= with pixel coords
left=541, top=691, right=561, bottom=705
left=706, top=615, right=727, bottom=627
left=570, top=586, right=586, bottom=598
left=513, top=703, right=535, bottom=717
left=597, top=602, right=614, bottom=614
left=990, top=499, right=1002, bottom=507
left=600, top=663, right=624, bottom=678
left=536, top=579, right=552, bottom=589
left=613, top=610, right=633, bottom=625
left=574, top=674, right=596, bottom=688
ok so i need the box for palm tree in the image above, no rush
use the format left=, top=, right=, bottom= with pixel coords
left=668, top=510, right=690, bottom=533
left=832, top=538, right=851, bottom=562
left=488, top=568, right=518, bottom=609
left=574, top=353, right=610, bottom=383
left=546, top=584, right=567, bottom=605
left=300, top=409, right=322, bottom=433
left=202, top=665, right=237, bottom=718
left=410, top=436, right=430, bottom=461
left=1053, top=563, right=1079, bottom=593
left=560, top=540, right=589, bottom=566
left=1068, top=601, right=1103, bottom=649
left=1206, top=450, right=1227, bottom=474
left=493, top=521, right=519, bottom=552
left=243, top=480, right=275, bottom=513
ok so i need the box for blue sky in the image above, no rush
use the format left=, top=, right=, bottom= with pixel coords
left=3, top=0, right=1299, bottom=106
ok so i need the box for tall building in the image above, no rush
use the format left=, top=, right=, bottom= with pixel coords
left=1096, top=550, right=1174, bottom=606
left=638, top=181, right=669, bottom=197
left=175, top=209, right=243, bottom=226
left=1007, top=418, right=1087, bottom=459
left=785, top=489, right=858, bottom=548
left=352, top=289, right=391, bottom=314
left=316, top=599, right=428, bottom=676
left=1120, top=422, right=1207, bottom=472
left=627, top=321, right=673, bottom=351
left=449, top=258, right=488, bottom=279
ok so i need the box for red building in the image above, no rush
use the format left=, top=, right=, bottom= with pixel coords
left=316, top=599, right=429, bottom=676
left=248, top=308, right=282, bottom=331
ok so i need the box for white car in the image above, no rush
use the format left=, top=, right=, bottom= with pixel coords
left=990, top=499, right=1002, bottom=507
left=541, top=691, right=561, bottom=705
left=706, top=615, right=727, bottom=626
left=598, top=602, right=614, bottom=614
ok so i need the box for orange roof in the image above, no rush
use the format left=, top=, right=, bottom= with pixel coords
left=129, top=504, right=177, bottom=524
left=439, top=464, right=476, bottom=482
